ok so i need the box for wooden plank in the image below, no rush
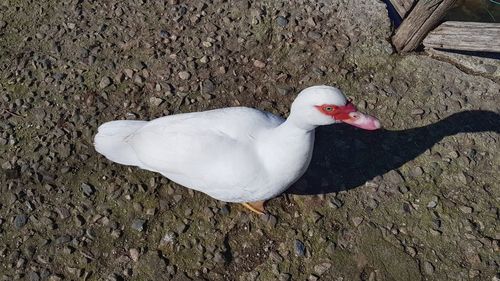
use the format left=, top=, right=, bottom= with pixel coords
left=388, top=0, right=416, bottom=18
left=423, top=21, right=500, bottom=52
left=392, top=0, right=458, bottom=52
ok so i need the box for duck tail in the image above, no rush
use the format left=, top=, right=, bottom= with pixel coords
left=94, top=120, right=147, bottom=166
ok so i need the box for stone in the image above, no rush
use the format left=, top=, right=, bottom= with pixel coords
left=81, top=183, right=95, bottom=197
left=385, top=170, right=404, bottom=184
left=307, top=31, right=322, bottom=40
left=202, top=79, right=215, bottom=93
left=99, top=77, right=112, bottom=89
left=352, top=217, right=363, bottom=227
left=131, top=219, right=146, bottom=232
left=314, top=262, right=332, bottom=275
left=276, top=16, right=288, bottom=27
left=14, top=214, right=28, bottom=229
left=129, top=248, right=140, bottom=262
left=178, top=71, right=191, bottom=80
left=294, top=239, right=305, bottom=257
left=423, top=261, right=434, bottom=275
left=149, top=97, right=163, bottom=106
left=459, top=205, right=473, bottom=214
left=253, top=60, right=266, bottom=68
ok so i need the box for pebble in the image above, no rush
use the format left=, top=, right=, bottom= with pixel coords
left=423, top=261, right=435, bottom=275
left=307, top=274, right=319, bottom=281
left=0, top=20, right=6, bottom=29
left=411, top=108, right=425, bottom=115
left=307, top=31, right=322, bottom=40
left=294, top=239, right=305, bottom=257
left=253, top=60, right=266, bottom=68
left=459, top=205, right=473, bottom=214
left=275, top=16, right=288, bottom=27
left=277, top=86, right=292, bottom=96
left=325, top=242, right=336, bottom=255
left=202, top=79, right=216, bottom=93
left=178, top=71, right=191, bottom=80
left=131, top=219, right=146, bottom=232
left=27, top=271, right=40, bottom=281
left=149, top=97, right=163, bottom=106
left=385, top=170, right=404, bottom=184
left=81, top=183, right=95, bottom=197
left=427, top=196, right=438, bottom=208
left=99, top=77, right=112, bottom=89
left=14, top=214, right=28, bottom=229
left=278, top=273, right=291, bottom=281
left=314, top=262, right=332, bottom=275
left=129, top=248, right=140, bottom=262
left=352, top=217, right=363, bottom=227
left=261, top=213, right=278, bottom=227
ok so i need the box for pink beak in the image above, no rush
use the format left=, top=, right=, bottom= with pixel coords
left=341, top=111, right=381, bottom=130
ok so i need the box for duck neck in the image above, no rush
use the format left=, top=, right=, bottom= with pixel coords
left=279, top=112, right=317, bottom=133
left=257, top=114, right=316, bottom=179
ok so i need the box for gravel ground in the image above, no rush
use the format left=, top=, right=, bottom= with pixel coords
left=1, top=0, right=499, bottom=280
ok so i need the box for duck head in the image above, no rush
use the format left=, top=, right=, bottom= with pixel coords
left=289, top=85, right=381, bottom=130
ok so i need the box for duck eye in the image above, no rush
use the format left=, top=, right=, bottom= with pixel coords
left=325, top=107, right=333, bottom=111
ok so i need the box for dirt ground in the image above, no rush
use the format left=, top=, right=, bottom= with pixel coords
left=1, top=0, right=499, bottom=280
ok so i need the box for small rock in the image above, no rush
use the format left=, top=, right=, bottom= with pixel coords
left=124, top=69, right=134, bottom=78
left=129, top=248, right=140, bottom=262
left=411, top=166, right=424, bottom=177
left=178, top=71, right=191, bottom=80
left=314, top=262, right=332, bottom=275
left=307, top=31, right=322, bottom=40
left=278, top=273, right=291, bottom=281
left=134, top=74, right=145, bottom=84
left=159, top=232, right=176, bottom=246
left=253, top=60, right=266, bottom=68
left=294, top=239, right=305, bottom=257
left=261, top=213, right=277, bottom=227
left=81, top=183, right=95, bottom=197
left=325, top=242, right=336, bottom=255
left=149, top=97, right=163, bottom=106
left=275, top=16, right=288, bottom=27
left=423, top=261, right=434, bottom=275
left=99, top=77, right=112, bottom=89
left=200, top=56, right=209, bottom=64
left=277, top=86, right=292, bottom=96
left=483, top=64, right=497, bottom=74
left=352, top=217, right=363, bottom=227
left=307, top=274, right=319, bottom=281
left=202, top=79, right=215, bottom=93
left=27, top=271, right=40, bottom=281
left=427, top=196, right=438, bottom=208
left=0, top=20, right=7, bottom=29
left=131, top=219, right=146, bottom=232
left=411, top=108, right=425, bottom=115
left=385, top=170, right=404, bottom=184
left=329, top=198, right=343, bottom=209
left=55, top=235, right=71, bottom=245
left=159, top=30, right=169, bottom=38
left=14, top=214, right=27, bottom=229
left=405, top=246, right=417, bottom=257
left=459, top=205, right=473, bottom=214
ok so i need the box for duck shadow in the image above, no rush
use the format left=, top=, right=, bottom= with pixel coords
left=288, top=110, right=500, bottom=195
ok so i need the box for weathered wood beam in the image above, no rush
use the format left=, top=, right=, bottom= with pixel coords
left=388, top=0, right=416, bottom=18
left=423, top=21, right=500, bottom=53
left=392, top=0, right=458, bottom=53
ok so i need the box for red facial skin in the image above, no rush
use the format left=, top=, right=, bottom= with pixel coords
left=315, top=102, right=357, bottom=121
left=315, top=102, right=381, bottom=130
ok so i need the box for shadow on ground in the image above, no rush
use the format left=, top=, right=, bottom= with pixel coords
left=289, top=110, right=500, bottom=195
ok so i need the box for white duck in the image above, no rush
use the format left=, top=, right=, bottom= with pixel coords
left=94, top=86, right=380, bottom=214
